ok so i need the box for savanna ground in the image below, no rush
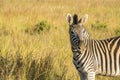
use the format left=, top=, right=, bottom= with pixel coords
left=0, top=0, right=120, bottom=80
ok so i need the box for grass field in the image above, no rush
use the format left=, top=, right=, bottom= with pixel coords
left=0, top=0, right=120, bottom=80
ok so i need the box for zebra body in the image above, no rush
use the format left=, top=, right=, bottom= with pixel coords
left=66, top=13, right=120, bottom=80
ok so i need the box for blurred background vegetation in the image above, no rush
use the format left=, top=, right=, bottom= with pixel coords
left=0, top=0, right=120, bottom=80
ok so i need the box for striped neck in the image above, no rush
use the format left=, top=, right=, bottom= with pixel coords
left=71, top=39, right=90, bottom=57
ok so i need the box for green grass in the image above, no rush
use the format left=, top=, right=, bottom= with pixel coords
left=0, top=0, right=120, bottom=80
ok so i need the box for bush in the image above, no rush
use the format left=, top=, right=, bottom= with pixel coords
left=114, top=27, right=120, bottom=36
left=25, top=21, right=51, bottom=35
left=91, top=21, right=107, bottom=30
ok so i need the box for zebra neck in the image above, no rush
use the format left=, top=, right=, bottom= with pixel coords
left=80, top=39, right=89, bottom=48
left=71, top=46, right=81, bottom=58
left=71, top=40, right=88, bottom=57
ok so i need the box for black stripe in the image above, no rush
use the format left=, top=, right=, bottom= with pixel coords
left=101, top=40, right=108, bottom=74
left=76, top=53, right=80, bottom=58
left=108, top=36, right=120, bottom=42
left=106, top=39, right=112, bottom=75
left=73, top=57, right=76, bottom=61
left=98, top=40, right=105, bottom=53
left=114, top=39, right=120, bottom=74
left=105, top=40, right=110, bottom=74
left=109, top=37, right=119, bottom=74
left=81, top=50, right=89, bottom=67
left=98, top=41, right=105, bottom=73
left=96, top=40, right=103, bottom=72
left=108, top=37, right=115, bottom=42
left=87, top=62, right=94, bottom=72
left=81, top=61, right=84, bottom=67
left=72, top=37, right=76, bottom=42
left=77, top=49, right=87, bottom=65
left=93, top=40, right=98, bottom=60
left=77, top=66, right=80, bottom=69
left=73, top=58, right=78, bottom=69
left=119, top=54, right=120, bottom=71
left=109, top=48, right=112, bottom=75
left=94, top=41, right=99, bottom=67
left=75, top=51, right=81, bottom=60
left=110, top=37, right=120, bottom=49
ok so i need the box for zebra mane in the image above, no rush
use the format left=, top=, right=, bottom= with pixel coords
left=73, top=14, right=78, bottom=24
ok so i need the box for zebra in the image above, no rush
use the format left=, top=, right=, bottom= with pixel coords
left=66, top=13, right=120, bottom=80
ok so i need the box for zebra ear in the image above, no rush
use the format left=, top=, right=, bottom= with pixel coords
left=66, top=13, right=73, bottom=25
left=78, top=14, right=88, bottom=24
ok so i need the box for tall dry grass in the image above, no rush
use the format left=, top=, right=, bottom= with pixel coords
left=0, top=0, right=120, bottom=80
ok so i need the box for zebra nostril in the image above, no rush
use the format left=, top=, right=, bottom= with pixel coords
left=78, top=47, right=80, bottom=50
left=71, top=31, right=74, bottom=34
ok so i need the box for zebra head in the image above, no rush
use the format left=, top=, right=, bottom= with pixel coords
left=66, top=13, right=90, bottom=47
